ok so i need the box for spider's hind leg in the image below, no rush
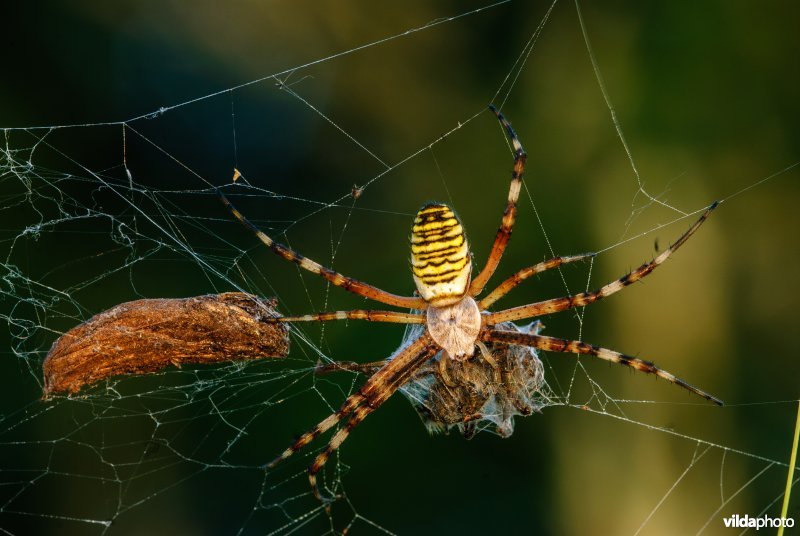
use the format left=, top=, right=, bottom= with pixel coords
left=468, top=106, right=528, bottom=296
left=217, top=189, right=426, bottom=309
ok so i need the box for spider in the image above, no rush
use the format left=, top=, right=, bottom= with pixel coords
left=218, top=105, right=722, bottom=502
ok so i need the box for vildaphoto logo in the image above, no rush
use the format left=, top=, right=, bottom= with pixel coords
left=723, top=514, right=795, bottom=530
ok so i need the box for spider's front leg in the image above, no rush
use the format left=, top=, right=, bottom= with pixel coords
left=482, top=329, right=723, bottom=405
left=273, top=310, right=424, bottom=324
left=307, top=338, right=439, bottom=501
left=314, top=360, right=389, bottom=376
left=266, top=333, right=438, bottom=502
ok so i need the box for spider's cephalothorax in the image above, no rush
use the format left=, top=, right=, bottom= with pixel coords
left=425, top=295, right=481, bottom=360
left=411, top=203, right=481, bottom=359
left=219, top=104, right=722, bottom=502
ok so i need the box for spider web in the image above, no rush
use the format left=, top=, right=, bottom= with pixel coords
left=1, top=1, right=799, bottom=534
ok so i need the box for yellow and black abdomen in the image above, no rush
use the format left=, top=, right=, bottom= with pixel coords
left=411, top=203, right=472, bottom=306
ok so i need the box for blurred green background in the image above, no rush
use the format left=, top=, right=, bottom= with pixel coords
left=1, top=1, right=798, bottom=534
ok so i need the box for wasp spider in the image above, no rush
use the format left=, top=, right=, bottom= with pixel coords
left=219, top=105, right=722, bottom=502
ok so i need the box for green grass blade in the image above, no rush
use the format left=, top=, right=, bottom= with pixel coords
left=777, top=401, right=800, bottom=536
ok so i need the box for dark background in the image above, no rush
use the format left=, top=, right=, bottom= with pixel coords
left=1, top=1, right=798, bottom=534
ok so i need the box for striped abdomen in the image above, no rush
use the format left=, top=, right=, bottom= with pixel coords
left=411, top=203, right=472, bottom=306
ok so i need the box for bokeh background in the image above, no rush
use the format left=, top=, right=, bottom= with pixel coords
left=1, top=1, right=798, bottom=534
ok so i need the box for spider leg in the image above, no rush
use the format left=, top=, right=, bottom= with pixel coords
left=478, top=253, right=595, bottom=309
left=219, top=190, right=426, bottom=310
left=468, top=105, right=527, bottom=297
left=485, top=202, right=719, bottom=324
left=437, top=352, right=456, bottom=387
left=482, top=329, right=722, bottom=405
left=265, top=332, right=438, bottom=499
left=273, top=310, right=424, bottom=324
left=308, top=404, right=373, bottom=501
left=315, top=360, right=389, bottom=376
left=316, top=358, right=443, bottom=385
left=308, top=339, right=439, bottom=501
left=476, top=341, right=502, bottom=386
left=266, top=334, right=434, bottom=469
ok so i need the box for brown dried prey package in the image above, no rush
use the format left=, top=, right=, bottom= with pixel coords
left=43, top=292, right=289, bottom=397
